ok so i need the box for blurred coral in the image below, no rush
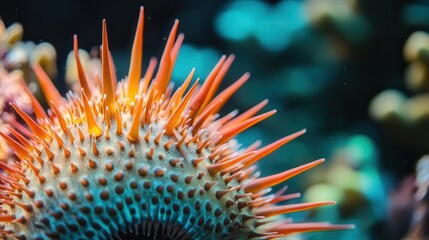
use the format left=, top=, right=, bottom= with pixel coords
left=305, top=0, right=370, bottom=58
left=405, top=156, right=429, bottom=238
left=369, top=31, right=429, bottom=153
left=0, top=19, right=57, bottom=101
left=404, top=31, right=429, bottom=91
left=388, top=155, right=429, bottom=238
left=304, top=134, right=384, bottom=239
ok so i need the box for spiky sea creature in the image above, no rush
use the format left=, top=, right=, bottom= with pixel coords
left=0, top=8, right=353, bottom=240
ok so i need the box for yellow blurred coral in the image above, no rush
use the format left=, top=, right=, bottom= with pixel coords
left=0, top=19, right=57, bottom=101
left=370, top=31, right=429, bottom=126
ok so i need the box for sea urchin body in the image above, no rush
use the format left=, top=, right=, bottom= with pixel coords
left=0, top=7, right=353, bottom=240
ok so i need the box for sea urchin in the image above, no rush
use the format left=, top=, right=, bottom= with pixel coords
left=0, top=7, right=353, bottom=240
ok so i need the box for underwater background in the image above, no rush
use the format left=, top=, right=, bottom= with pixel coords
left=0, top=0, right=427, bottom=239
